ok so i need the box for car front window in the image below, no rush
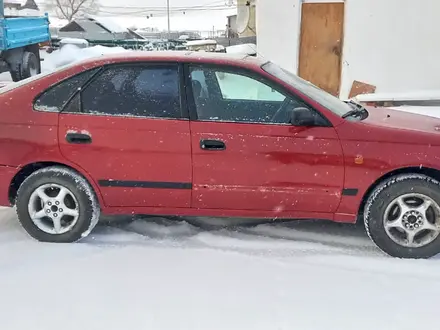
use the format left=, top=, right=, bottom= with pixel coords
left=262, top=61, right=352, bottom=117
left=189, top=65, right=311, bottom=124
left=215, top=71, right=286, bottom=102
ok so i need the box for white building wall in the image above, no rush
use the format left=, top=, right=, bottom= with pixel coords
left=257, top=0, right=440, bottom=99
left=257, top=0, right=300, bottom=73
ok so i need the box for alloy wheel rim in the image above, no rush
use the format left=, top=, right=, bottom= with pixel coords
left=383, top=193, right=440, bottom=248
left=27, top=184, right=80, bottom=235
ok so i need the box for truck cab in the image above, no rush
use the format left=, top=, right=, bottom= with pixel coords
left=0, top=0, right=50, bottom=81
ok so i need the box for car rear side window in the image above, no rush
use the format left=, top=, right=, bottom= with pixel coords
left=34, top=68, right=98, bottom=112
left=81, top=65, right=182, bottom=119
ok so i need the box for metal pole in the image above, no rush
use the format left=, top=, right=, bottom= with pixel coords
left=0, top=0, right=4, bottom=19
left=167, top=0, right=170, bottom=39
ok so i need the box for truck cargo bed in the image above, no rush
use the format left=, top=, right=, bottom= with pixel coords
left=0, top=16, right=50, bottom=51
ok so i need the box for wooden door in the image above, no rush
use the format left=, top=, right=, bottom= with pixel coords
left=298, top=2, right=344, bottom=96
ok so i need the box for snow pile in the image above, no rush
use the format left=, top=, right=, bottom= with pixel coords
left=354, top=90, right=440, bottom=118
left=354, top=90, right=440, bottom=103
left=226, top=43, right=258, bottom=56
left=389, top=106, right=440, bottom=119
left=2, top=208, right=440, bottom=329
left=42, top=44, right=128, bottom=72
left=59, top=38, right=89, bottom=48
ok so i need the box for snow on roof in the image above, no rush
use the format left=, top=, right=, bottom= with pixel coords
left=49, top=16, right=69, bottom=28
left=3, top=7, right=41, bottom=17
left=87, top=15, right=128, bottom=33
left=4, top=0, right=37, bottom=7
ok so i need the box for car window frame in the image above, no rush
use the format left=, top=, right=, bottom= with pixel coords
left=183, top=63, right=332, bottom=127
left=33, top=67, right=102, bottom=113
left=61, top=62, right=189, bottom=121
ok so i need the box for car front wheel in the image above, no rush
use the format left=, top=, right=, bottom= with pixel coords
left=16, top=166, right=100, bottom=243
left=364, top=174, right=440, bottom=258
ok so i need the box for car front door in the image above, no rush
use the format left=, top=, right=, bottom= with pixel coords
left=55, top=63, right=192, bottom=208
left=187, top=64, right=344, bottom=214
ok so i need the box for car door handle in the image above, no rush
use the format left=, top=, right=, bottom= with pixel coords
left=66, top=132, right=92, bottom=144
left=200, top=139, right=226, bottom=151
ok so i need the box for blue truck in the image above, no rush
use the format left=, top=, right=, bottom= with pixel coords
left=0, top=0, right=50, bottom=81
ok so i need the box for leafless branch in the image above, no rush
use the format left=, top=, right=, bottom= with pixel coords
left=45, top=0, right=100, bottom=22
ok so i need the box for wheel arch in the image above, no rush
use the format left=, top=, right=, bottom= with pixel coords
left=357, top=166, right=440, bottom=222
left=9, top=161, right=105, bottom=207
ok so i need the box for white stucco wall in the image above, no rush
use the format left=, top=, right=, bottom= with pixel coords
left=257, top=0, right=440, bottom=99
left=257, top=0, right=300, bottom=73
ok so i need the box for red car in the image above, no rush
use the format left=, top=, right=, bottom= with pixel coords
left=1, top=52, right=440, bottom=258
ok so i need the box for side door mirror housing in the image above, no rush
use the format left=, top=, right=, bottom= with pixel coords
left=289, top=107, right=316, bottom=126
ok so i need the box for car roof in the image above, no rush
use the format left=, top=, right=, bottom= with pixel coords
left=76, top=51, right=267, bottom=69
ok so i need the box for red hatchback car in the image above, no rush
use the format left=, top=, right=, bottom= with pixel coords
left=1, top=51, right=440, bottom=258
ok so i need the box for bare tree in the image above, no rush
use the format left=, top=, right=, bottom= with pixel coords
left=45, top=0, right=100, bottom=22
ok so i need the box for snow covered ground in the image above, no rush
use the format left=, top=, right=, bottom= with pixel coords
left=0, top=70, right=12, bottom=83
left=1, top=206, right=440, bottom=330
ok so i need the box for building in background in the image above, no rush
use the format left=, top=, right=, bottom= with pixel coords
left=4, top=0, right=21, bottom=11
left=3, top=0, right=40, bottom=16
left=257, top=0, right=440, bottom=99
left=56, top=16, right=144, bottom=41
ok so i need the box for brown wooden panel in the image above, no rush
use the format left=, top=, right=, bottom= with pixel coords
left=298, top=3, right=344, bottom=96
left=349, top=80, right=376, bottom=99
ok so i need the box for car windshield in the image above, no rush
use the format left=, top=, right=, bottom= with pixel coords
left=262, top=61, right=352, bottom=116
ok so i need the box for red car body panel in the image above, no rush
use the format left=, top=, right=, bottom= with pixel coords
left=1, top=52, right=440, bottom=224
left=336, top=107, right=440, bottom=217
left=190, top=121, right=344, bottom=213
left=58, top=114, right=192, bottom=208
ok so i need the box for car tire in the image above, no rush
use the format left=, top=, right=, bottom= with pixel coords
left=364, top=174, right=440, bottom=258
left=9, top=69, right=21, bottom=82
left=9, top=51, right=40, bottom=82
left=16, top=166, right=100, bottom=243
left=21, top=51, right=40, bottom=79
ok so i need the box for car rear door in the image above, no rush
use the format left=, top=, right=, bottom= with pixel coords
left=56, top=63, right=192, bottom=208
left=186, top=64, right=344, bottom=214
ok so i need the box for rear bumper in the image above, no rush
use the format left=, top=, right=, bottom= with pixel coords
left=0, top=165, right=18, bottom=206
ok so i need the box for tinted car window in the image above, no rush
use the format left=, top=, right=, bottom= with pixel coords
left=63, top=93, right=81, bottom=114
left=34, top=69, right=98, bottom=112
left=189, top=67, right=305, bottom=124
left=82, top=65, right=181, bottom=119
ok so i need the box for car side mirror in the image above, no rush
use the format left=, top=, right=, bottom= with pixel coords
left=289, top=107, right=315, bottom=126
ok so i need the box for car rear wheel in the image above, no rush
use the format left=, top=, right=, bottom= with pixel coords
left=16, top=166, right=100, bottom=243
left=364, top=174, right=440, bottom=258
